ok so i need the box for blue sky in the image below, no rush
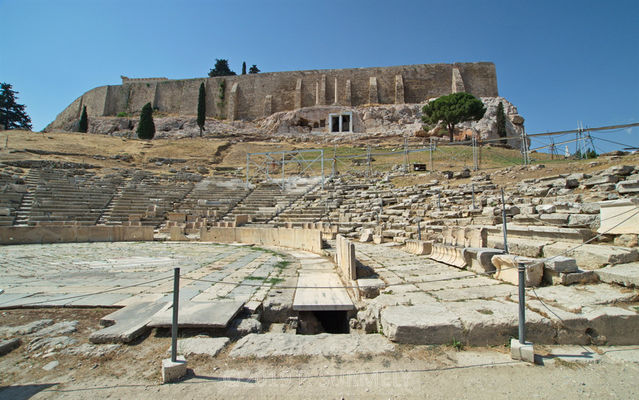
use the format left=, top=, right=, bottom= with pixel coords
left=1, top=0, right=637, bottom=152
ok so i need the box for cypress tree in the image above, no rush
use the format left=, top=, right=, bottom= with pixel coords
left=78, top=105, right=88, bottom=133
left=241, top=62, right=247, bottom=75
left=496, top=101, right=507, bottom=144
left=197, top=82, right=206, bottom=137
left=0, top=82, right=32, bottom=130
left=137, top=102, right=155, bottom=140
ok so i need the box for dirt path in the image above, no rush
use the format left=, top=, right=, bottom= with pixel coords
left=4, top=350, right=638, bottom=399
left=1, top=309, right=638, bottom=400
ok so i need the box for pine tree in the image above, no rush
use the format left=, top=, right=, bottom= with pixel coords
left=248, top=64, right=260, bottom=74
left=208, top=59, right=236, bottom=77
left=0, top=82, right=32, bottom=131
left=137, top=102, right=155, bottom=139
left=422, top=92, right=486, bottom=142
left=496, top=101, right=507, bottom=144
left=78, top=105, right=88, bottom=133
left=197, top=82, right=206, bottom=137
left=242, top=62, right=247, bottom=75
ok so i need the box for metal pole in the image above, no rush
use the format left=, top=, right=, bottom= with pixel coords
left=281, top=152, right=285, bottom=185
left=332, top=146, right=336, bottom=177
left=245, top=153, right=250, bottom=189
left=472, top=134, right=478, bottom=171
left=471, top=184, right=476, bottom=210
left=518, top=262, right=526, bottom=344
left=321, top=149, right=324, bottom=190
left=367, top=145, right=371, bottom=177
left=171, top=267, right=180, bottom=362
left=417, top=220, right=421, bottom=240
left=501, top=188, right=509, bottom=254
left=437, top=193, right=441, bottom=210
left=404, top=138, right=408, bottom=173
left=429, top=138, right=433, bottom=171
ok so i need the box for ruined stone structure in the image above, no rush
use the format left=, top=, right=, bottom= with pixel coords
left=47, top=62, right=498, bottom=130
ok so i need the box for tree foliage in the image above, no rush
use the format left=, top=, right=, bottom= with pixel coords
left=248, top=64, right=260, bottom=74
left=136, top=102, right=155, bottom=139
left=241, top=62, right=247, bottom=75
left=0, top=82, right=32, bottom=131
left=208, top=59, right=236, bottom=77
left=421, top=92, right=486, bottom=142
left=496, top=101, right=507, bottom=144
left=197, top=82, right=206, bottom=137
left=79, top=105, right=88, bottom=133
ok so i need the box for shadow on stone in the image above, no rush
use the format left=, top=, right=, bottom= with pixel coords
left=0, top=383, right=58, bottom=400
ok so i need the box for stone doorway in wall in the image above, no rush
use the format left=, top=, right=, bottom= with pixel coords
left=328, top=112, right=353, bottom=133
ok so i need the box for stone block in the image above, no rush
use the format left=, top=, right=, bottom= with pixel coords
left=492, top=254, right=544, bottom=287
left=359, top=229, right=373, bottom=242
left=604, top=165, right=635, bottom=176
left=542, top=242, right=639, bottom=270
left=487, top=236, right=546, bottom=258
left=162, top=356, right=187, bottom=383
left=175, top=337, right=229, bottom=356
left=444, top=300, right=554, bottom=346
left=0, top=338, right=21, bottom=356
left=539, top=213, right=570, bottom=224
left=567, top=213, right=599, bottom=228
left=586, top=306, right=639, bottom=345
left=543, top=269, right=599, bottom=286
left=336, top=234, right=357, bottom=281
left=380, top=304, right=463, bottom=345
left=596, top=262, right=639, bottom=287
left=464, top=248, right=503, bottom=274
left=510, top=338, right=534, bottom=363
left=584, top=175, right=619, bottom=187
left=616, top=180, right=639, bottom=194
left=234, top=214, right=249, bottom=226
left=544, top=256, right=578, bottom=273
left=598, top=199, right=639, bottom=235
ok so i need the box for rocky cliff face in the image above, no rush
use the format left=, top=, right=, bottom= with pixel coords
left=259, top=96, right=524, bottom=145
left=46, top=96, right=524, bottom=146
left=51, top=116, right=263, bottom=139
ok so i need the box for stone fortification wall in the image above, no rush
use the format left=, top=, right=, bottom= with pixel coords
left=47, top=62, right=498, bottom=131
